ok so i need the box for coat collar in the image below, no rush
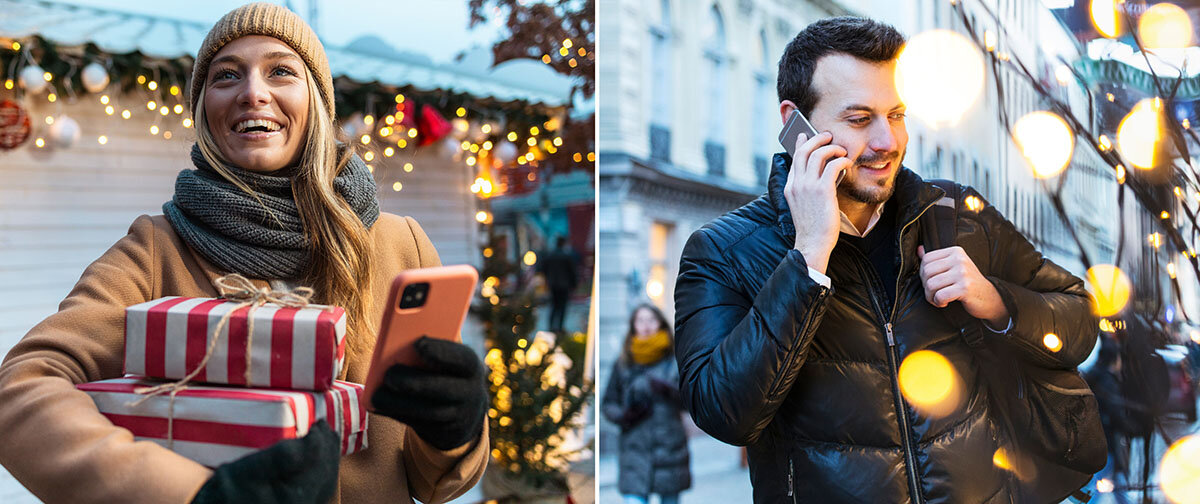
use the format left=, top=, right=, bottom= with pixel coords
left=766, top=152, right=945, bottom=240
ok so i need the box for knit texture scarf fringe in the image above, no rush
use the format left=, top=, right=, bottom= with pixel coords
left=163, top=143, right=380, bottom=280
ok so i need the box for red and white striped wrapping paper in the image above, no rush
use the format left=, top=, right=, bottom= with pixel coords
left=77, top=377, right=368, bottom=468
left=124, top=296, right=347, bottom=391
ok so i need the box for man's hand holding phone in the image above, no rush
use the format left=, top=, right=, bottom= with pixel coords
left=783, top=131, right=852, bottom=275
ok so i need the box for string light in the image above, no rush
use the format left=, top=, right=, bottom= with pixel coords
left=34, top=137, right=44, bottom=148
left=105, top=106, right=114, bottom=115
left=97, top=135, right=107, bottom=145
left=182, top=118, right=192, bottom=128
left=159, top=106, right=169, bottom=116
left=395, top=94, right=405, bottom=103
left=529, top=126, right=540, bottom=136
left=149, top=125, right=159, bottom=135
left=1161, top=211, right=1171, bottom=219
left=100, top=95, right=110, bottom=105
left=403, top=162, right=413, bottom=172
left=47, top=93, right=56, bottom=102
left=407, top=128, right=417, bottom=138
left=563, top=39, right=573, bottom=49
left=573, top=153, right=583, bottom=162
left=553, top=137, right=563, bottom=146
left=467, top=156, right=478, bottom=166
left=568, top=58, right=577, bottom=68
left=397, top=139, right=407, bottom=148
left=392, top=181, right=403, bottom=192
left=470, top=144, right=481, bottom=153
left=169, top=85, right=180, bottom=96
left=384, top=115, right=395, bottom=125
left=44, top=116, right=53, bottom=125
left=3, top=79, right=12, bottom=89
left=42, top=72, right=51, bottom=82
left=10, top=41, right=18, bottom=50
left=364, top=115, right=374, bottom=125
left=587, top=152, right=596, bottom=162
left=364, top=151, right=375, bottom=162
left=507, top=131, right=518, bottom=142
left=360, top=134, right=370, bottom=145
left=173, top=104, right=183, bottom=114
left=482, top=140, right=493, bottom=150
left=163, top=131, right=172, bottom=140
left=122, top=109, right=131, bottom=119
left=542, top=54, right=551, bottom=64
left=559, top=47, right=569, bottom=56
left=137, top=75, right=146, bottom=84
left=147, top=101, right=157, bottom=110
left=482, top=124, right=492, bottom=134
left=147, top=80, right=157, bottom=90
left=526, top=137, right=536, bottom=146
left=384, top=147, right=394, bottom=157
left=578, top=48, right=587, bottom=56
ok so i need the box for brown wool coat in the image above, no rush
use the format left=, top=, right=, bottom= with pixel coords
left=0, top=213, right=488, bottom=504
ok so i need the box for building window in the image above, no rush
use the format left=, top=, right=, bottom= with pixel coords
left=646, top=221, right=674, bottom=307
left=703, top=4, right=727, bottom=177
left=648, top=0, right=672, bottom=162
left=753, top=29, right=770, bottom=187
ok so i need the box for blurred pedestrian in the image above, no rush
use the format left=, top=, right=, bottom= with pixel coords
left=602, top=304, right=691, bottom=504
left=1085, top=337, right=1132, bottom=503
left=541, top=235, right=580, bottom=331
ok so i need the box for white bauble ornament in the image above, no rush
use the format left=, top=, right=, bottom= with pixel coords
left=48, top=115, right=81, bottom=149
left=81, top=62, right=110, bottom=93
left=494, top=140, right=518, bottom=163
left=441, top=137, right=461, bottom=159
left=19, top=65, right=47, bottom=94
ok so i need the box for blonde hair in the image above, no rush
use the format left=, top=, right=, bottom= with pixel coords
left=193, top=70, right=377, bottom=370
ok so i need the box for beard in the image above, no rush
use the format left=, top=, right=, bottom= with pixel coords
left=842, top=149, right=905, bottom=205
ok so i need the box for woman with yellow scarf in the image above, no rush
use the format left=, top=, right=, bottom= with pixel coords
left=602, top=304, right=692, bottom=504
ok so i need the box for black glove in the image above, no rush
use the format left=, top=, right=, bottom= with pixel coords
left=191, top=419, right=339, bottom=504
left=371, top=336, right=488, bottom=451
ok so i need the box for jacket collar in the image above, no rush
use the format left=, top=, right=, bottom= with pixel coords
left=767, top=152, right=946, bottom=240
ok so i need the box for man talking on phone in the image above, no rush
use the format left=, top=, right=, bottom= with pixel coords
left=673, top=17, right=1099, bottom=502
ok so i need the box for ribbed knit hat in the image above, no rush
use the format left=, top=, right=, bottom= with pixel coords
left=190, top=2, right=335, bottom=120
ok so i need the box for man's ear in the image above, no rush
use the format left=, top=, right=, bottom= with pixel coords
left=779, top=100, right=798, bottom=126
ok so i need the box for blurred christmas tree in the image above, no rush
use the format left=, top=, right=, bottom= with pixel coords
left=475, top=229, right=592, bottom=500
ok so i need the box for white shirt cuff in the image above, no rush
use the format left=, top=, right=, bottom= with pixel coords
left=807, top=267, right=831, bottom=289
left=983, top=317, right=1012, bottom=334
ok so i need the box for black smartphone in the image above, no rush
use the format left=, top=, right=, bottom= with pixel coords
left=779, top=110, right=846, bottom=185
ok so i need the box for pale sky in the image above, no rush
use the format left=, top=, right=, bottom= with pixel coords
left=51, top=0, right=507, bottom=63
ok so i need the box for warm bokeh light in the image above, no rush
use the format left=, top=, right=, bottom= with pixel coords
left=1190, top=329, right=1200, bottom=344
left=1117, top=98, right=1165, bottom=169
left=1140, top=3, right=1192, bottom=50
left=1091, top=0, right=1121, bottom=38
left=1043, top=333, right=1062, bottom=352
left=523, top=251, right=537, bottom=266
left=1161, top=435, right=1200, bottom=503
left=993, top=446, right=1037, bottom=481
left=895, top=30, right=984, bottom=127
left=1014, top=111, right=1074, bottom=178
left=1097, top=478, right=1114, bottom=493
left=646, top=279, right=664, bottom=299
left=898, top=350, right=962, bottom=418
left=1087, top=265, right=1132, bottom=316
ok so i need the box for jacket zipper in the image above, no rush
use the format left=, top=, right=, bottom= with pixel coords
left=845, top=198, right=938, bottom=503
left=788, top=457, right=796, bottom=503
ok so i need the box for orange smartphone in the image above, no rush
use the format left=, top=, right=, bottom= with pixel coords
left=363, top=265, right=479, bottom=412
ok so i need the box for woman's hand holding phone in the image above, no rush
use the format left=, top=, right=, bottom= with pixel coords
left=784, top=131, right=852, bottom=275
left=371, top=337, right=488, bottom=451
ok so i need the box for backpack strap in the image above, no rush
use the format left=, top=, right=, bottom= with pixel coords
left=919, top=179, right=985, bottom=347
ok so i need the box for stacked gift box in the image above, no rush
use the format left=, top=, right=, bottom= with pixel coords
left=76, top=295, right=368, bottom=467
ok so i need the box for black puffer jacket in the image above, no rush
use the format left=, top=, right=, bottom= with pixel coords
left=602, top=355, right=692, bottom=497
left=674, top=154, right=1098, bottom=503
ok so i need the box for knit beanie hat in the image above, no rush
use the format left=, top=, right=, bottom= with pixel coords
left=190, top=2, right=335, bottom=120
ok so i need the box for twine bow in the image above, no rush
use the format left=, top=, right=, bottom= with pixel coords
left=130, top=273, right=316, bottom=448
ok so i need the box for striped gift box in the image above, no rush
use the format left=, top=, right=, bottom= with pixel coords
left=124, top=296, right=347, bottom=391
left=78, top=377, right=368, bottom=468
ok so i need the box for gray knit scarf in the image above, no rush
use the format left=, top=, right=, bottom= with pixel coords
left=163, top=143, right=380, bottom=280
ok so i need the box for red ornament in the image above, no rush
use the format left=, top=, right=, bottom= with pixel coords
left=417, top=104, right=451, bottom=146
left=0, top=99, right=32, bottom=150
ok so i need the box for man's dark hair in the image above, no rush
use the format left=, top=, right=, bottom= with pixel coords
left=777, top=17, right=906, bottom=116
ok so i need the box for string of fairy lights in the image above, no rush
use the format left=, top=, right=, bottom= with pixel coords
left=1, top=35, right=594, bottom=204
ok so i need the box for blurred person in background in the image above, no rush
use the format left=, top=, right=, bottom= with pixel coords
left=602, top=304, right=691, bottom=504
left=540, top=235, right=580, bottom=332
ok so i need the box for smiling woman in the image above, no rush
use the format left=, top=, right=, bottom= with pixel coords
left=0, top=3, right=490, bottom=504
